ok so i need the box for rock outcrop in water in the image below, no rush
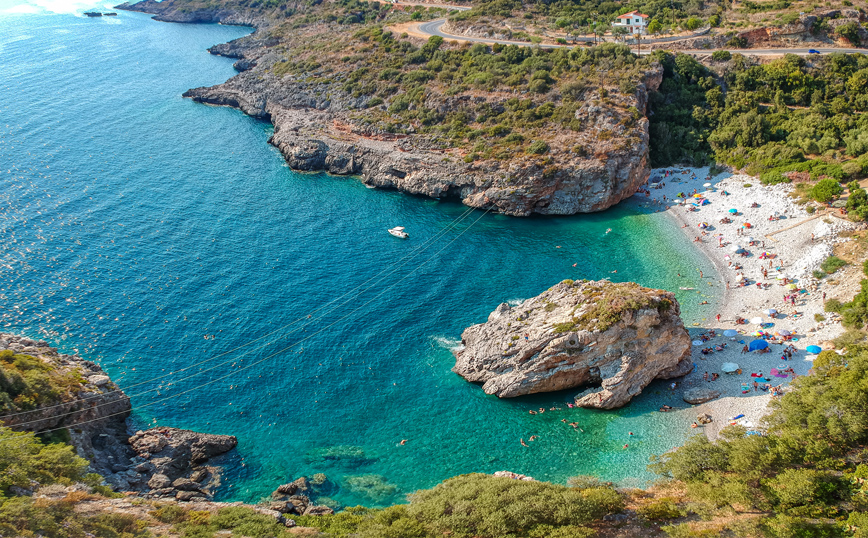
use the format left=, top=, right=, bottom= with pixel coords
left=452, top=280, right=693, bottom=409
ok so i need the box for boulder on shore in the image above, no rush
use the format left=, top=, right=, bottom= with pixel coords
left=683, top=388, right=721, bottom=404
left=453, top=280, right=692, bottom=409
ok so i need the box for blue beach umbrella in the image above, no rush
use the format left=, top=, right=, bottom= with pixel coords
left=749, top=339, right=769, bottom=351
left=724, top=329, right=738, bottom=337
left=806, top=345, right=822, bottom=354
left=729, top=208, right=738, bottom=214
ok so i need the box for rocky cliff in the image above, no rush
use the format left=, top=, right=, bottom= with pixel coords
left=452, top=280, right=693, bottom=408
left=0, top=333, right=132, bottom=478
left=183, top=61, right=660, bottom=217
left=0, top=333, right=239, bottom=500
left=119, top=0, right=663, bottom=216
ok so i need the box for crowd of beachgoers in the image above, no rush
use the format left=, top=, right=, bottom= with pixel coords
left=631, top=166, right=858, bottom=440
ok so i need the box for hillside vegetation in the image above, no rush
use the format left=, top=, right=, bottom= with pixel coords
left=649, top=51, right=868, bottom=183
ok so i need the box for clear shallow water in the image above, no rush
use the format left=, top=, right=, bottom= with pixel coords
left=0, top=5, right=719, bottom=506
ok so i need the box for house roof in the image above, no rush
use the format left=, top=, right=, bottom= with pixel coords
left=616, top=10, right=649, bottom=19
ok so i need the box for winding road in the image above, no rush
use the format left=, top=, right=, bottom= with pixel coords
left=412, top=17, right=867, bottom=56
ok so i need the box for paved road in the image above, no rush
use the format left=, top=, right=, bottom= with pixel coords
left=417, top=18, right=867, bottom=55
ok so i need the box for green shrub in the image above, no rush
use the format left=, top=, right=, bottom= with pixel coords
left=638, top=497, right=683, bottom=520
left=825, top=298, right=843, bottom=312
left=863, top=259, right=868, bottom=276
left=813, top=269, right=826, bottom=280
left=811, top=178, right=843, bottom=203
left=711, top=50, right=732, bottom=62
left=761, top=171, right=790, bottom=185
left=815, top=313, right=826, bottom=322
left=821, top=255, right=847, bottom=274
left=527, top=140, right=549, bottom=155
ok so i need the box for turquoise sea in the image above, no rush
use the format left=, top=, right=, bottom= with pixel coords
left=0, top=2, right=719, bottom=506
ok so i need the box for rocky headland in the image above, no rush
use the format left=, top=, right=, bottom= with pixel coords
left=452, top=280, right=692, bottom=408
left=118, top=0, right=663, bottom=216
left=0, top=332, right=337, bottom=520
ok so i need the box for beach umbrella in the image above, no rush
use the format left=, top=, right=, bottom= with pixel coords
left=777, top=329, right=792, bottom=337
left=694, top=193, right=703, bottom=198
left=729, top=208, right=738, bottom=214
left=736, top=275, right=746, bottom=281
left=698, top=222, right=708, bottom=229
left=703, top=182, right=711, bottom=187
left=764, top=308, right=777, bottom=316
left=730, top=244, right=742, bottom=252
left=721, top=362, right=739, bottom=373
left=743, top=222, right=752, bottom=228
left=692, top=340, right=703, bottom=346
left=787, top=283, right=798, bottom=290
left=724, top=329, right=738, bottom=337
left=749, top=339, right=769, bottom=351
left=807, top=345, right=822, bottom=354
left=724, top=255, right=731, bottom=260
left=750, top=316, right=763, bottom=324
left=700, top=199, right=710, bottom=205
left=754, top=330, right=764, bottom=337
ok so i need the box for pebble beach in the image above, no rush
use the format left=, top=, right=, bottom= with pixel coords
left=632, top=167, right=860, bottom=440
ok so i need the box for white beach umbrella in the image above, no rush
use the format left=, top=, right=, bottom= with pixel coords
left=750, top=317, right=764, bottom=325
left=703, top=182, right=711, bottom=187
left=721, top=362, right=739, bottom=373
left=730, top=244, right=742, bottom=252
left=692, top=340, right=703, bottom=346
left=764, top=308, right=777, bottom=316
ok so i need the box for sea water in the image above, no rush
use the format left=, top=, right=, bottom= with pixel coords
left=0, top=4, right=719, bottom=506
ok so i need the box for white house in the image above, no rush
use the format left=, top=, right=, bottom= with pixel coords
left=612, top=10, right=649, bottom=35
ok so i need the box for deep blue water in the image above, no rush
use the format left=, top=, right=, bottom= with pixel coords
left=0, top=3, right=719, bottom=506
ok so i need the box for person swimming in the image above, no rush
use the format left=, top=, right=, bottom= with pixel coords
left=520, top=438, right=529, bottom=447
left=606, top=228, right=612, bottom=234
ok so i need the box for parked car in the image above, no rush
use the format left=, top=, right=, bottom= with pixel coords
left=808, top=49, right=821, bottom=54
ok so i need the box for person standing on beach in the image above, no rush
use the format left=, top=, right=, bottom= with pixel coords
left=716, top=314, right=721, bottom=323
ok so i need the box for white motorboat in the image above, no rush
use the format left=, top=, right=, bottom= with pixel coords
left=388, top=226, right=408, bottom=239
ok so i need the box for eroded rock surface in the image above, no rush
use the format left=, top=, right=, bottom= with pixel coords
left=128, top=428, right=237, bottom=501
left=453, top=280, right=692, bottom=408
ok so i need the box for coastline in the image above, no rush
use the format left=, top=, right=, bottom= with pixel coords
left=635, top=166, right=862, bottom=441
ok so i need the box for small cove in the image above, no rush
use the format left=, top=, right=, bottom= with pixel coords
left=0, top=5, right=720, bottom=506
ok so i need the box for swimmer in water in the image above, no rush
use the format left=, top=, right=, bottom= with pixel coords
left=400, top=439, right=407, bottom=445
left=529, top=435, right=538, bottom=441
left=520, top=438, right=529, bottom=447
left=606, top=228, right=612, bottom=234
left=539, top=408, right=545, bottom=413
left=611, top=270, right=618, bottom=273
left=529, top=410, right=537, bottom=415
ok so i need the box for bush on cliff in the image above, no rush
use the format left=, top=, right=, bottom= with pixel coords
left=0, top=350, right=84, bottom=412
left=649, top=330, right=868, bottom=535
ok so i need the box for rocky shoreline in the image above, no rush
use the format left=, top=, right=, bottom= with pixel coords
left=0, top=333, right=335, bottom=520
left=117, top=0, right=661, bottom=217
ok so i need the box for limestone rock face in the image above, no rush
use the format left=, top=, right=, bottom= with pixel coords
left=119, top=0, right=666, bottom=217
left=453, top=280, right=692, bottom=409
left=682, top=388, right=721, bottom=404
